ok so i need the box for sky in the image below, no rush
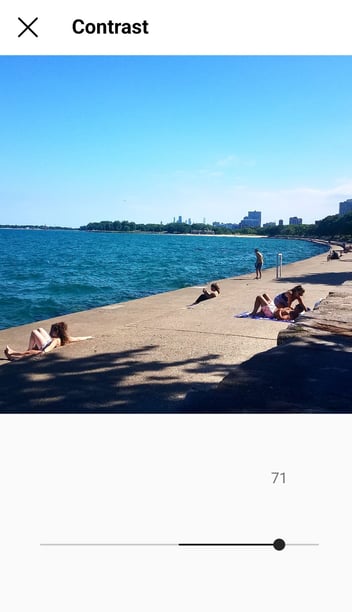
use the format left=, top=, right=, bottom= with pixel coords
left=1, top=55, right=352, bottom=227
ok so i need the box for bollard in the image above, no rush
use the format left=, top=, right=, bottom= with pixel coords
left=276, top=253, right=282, bottom=279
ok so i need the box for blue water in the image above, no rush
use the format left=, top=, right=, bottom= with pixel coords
left=0, top=229, right=326, bottom=330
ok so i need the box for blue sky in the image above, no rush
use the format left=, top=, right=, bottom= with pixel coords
left=1, top=55, right=351, bottom=227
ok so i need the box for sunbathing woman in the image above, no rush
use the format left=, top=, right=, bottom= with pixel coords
left=191, top=282, right=220, bottom=305
left=274, top=285, right=307, bottom=311
left=249, top=294, right=304, bottom=320
left=4, top=321, right=93, bottom=361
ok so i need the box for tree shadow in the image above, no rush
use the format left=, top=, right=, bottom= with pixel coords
left=2, top=330, right=351, bottom=414
left=0, top=344, right=231, bottom=413
left=184, top=334, right=352, bottom=413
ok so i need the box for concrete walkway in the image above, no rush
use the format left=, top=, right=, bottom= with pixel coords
left=1, top=248, right=351, bottom=412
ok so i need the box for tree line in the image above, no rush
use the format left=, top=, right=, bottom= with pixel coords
left=80, top=211, right=352, bottom=240
left=80, top=220, right=236, bottom=234
left=264, top=211, right=352, bottom=241
left=2, top=211, right=351, bottom=240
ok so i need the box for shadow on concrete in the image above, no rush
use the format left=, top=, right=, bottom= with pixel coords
left=0, top=344, right=230, bottom=413
left=3, top=335, right=350, bottom=413
left=183, top=334, right=352, bottom=413
left=276, top=270, right=352, bottom=286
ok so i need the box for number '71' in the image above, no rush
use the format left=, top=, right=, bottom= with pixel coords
left=272, top=472, right=286, bottom=484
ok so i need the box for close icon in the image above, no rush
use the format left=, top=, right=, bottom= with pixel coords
left=18, top=17, right=39, bottom=38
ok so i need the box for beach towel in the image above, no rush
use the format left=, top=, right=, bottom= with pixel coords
left=235, top=312, right=292, bottom=323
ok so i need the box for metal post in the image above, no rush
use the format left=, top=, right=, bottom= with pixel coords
left=276, top=253, right=282, bottom=279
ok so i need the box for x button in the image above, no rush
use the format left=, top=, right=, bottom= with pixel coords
left=18, top=17, right=39, bottom=38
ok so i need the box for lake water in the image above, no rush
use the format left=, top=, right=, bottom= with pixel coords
left=0, top=229, right=326, bottom=330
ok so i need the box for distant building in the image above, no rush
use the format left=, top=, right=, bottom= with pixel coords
left=263, top=222, right=276, bottom=228
left=289, top=216, right=302, bottom=225
left=278, top=219, right=284, bottom=226
left=339, top=199, right=352, bottom=215
left=239, top=210, right=261, bottom=228
left=188, top=218, right=192, bottom=225
left=213, top=221, right=239, bottom=229
left=177, top=216, right=183, bottom=223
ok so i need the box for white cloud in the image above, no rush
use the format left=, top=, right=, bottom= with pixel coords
left=216, top=155, right=240, bottom=167
left=159, top=179, right=352, bottom=225
left=226, top=181, right=352, bottom=224
left=216, top=154, right=256, bottom=169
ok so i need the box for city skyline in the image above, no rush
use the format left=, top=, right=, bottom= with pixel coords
left=1, top=56, right=352, bottom=227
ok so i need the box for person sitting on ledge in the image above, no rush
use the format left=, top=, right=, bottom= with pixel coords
left=248, top=294, right=304, bottom=321
left=191, top=282, right=220, bottom=305
left=4, top=321, right=93, bottom=361
left=327, top=249, right=341, bottom=260
left=273, top=285, right=307, bottom=311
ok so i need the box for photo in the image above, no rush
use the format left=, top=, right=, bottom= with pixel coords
left=1, top=55, right=351, bottom=413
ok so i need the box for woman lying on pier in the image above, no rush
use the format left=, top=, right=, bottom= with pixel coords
left=249, top=294, right=305, bottom=321
left=4, top=321, right=93, bottom=361
left=273, top=285, right=307, bottom=311
left=191, top=282, right=220, bottom=305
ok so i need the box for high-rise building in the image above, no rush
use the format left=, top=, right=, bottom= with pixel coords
left=339, top=199, right=352, bottom=215
left=278, top=219, right=284, bottom=226
left=289, top=216, right=302, bottom=225
left=239, top=210, right=261, bottom=228
left=177, top=215, right=183, bottom=223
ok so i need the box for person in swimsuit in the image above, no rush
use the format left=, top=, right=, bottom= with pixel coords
left=274, top=285, right=307, bottom=310
left=191, top=282, right=220, bottom=305
left=254, top=248, right=264, bottom=279
left=4, top=321, right=93, bottom=361
left=248, top=294, right=304, bottom=320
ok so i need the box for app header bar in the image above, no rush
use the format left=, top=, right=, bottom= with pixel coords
left=1, top=0, right=352, bottom=54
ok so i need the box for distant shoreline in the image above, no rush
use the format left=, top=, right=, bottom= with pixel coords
left=0, top=226, right=261, bottom=236
left=0, top=226, right=326, bottom=242
left=0, top=226, right=332, bottom=247
left=0, top=226, right=341, bottom=248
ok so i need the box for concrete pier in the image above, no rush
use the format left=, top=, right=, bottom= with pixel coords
left=1, top=248, right=351, bottom=412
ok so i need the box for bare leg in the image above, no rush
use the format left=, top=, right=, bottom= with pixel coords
left=248, top=295, right=268, bottom=317
left=28, top=331, right=39, bottom=350
left=28, top=328, right=50, bottom=350
left=5, top=345, right=42, bottom=361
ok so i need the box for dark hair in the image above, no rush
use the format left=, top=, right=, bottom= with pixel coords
left=291, top=285, right=305, bottom=296
left=289, top=303, right=305, bottom=320
left=50, top=321, right=69, bottom=345
left=210, top=283, right=220, bottom=293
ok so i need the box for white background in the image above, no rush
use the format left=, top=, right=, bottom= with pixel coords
left=1, top=415, right=352, bottom=610
left=1, top=0, right=352, bottom=54
left=1, top=1, right=352, bottom=610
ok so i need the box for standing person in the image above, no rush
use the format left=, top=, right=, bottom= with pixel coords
left=254, top=248, right=264, bottom=279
